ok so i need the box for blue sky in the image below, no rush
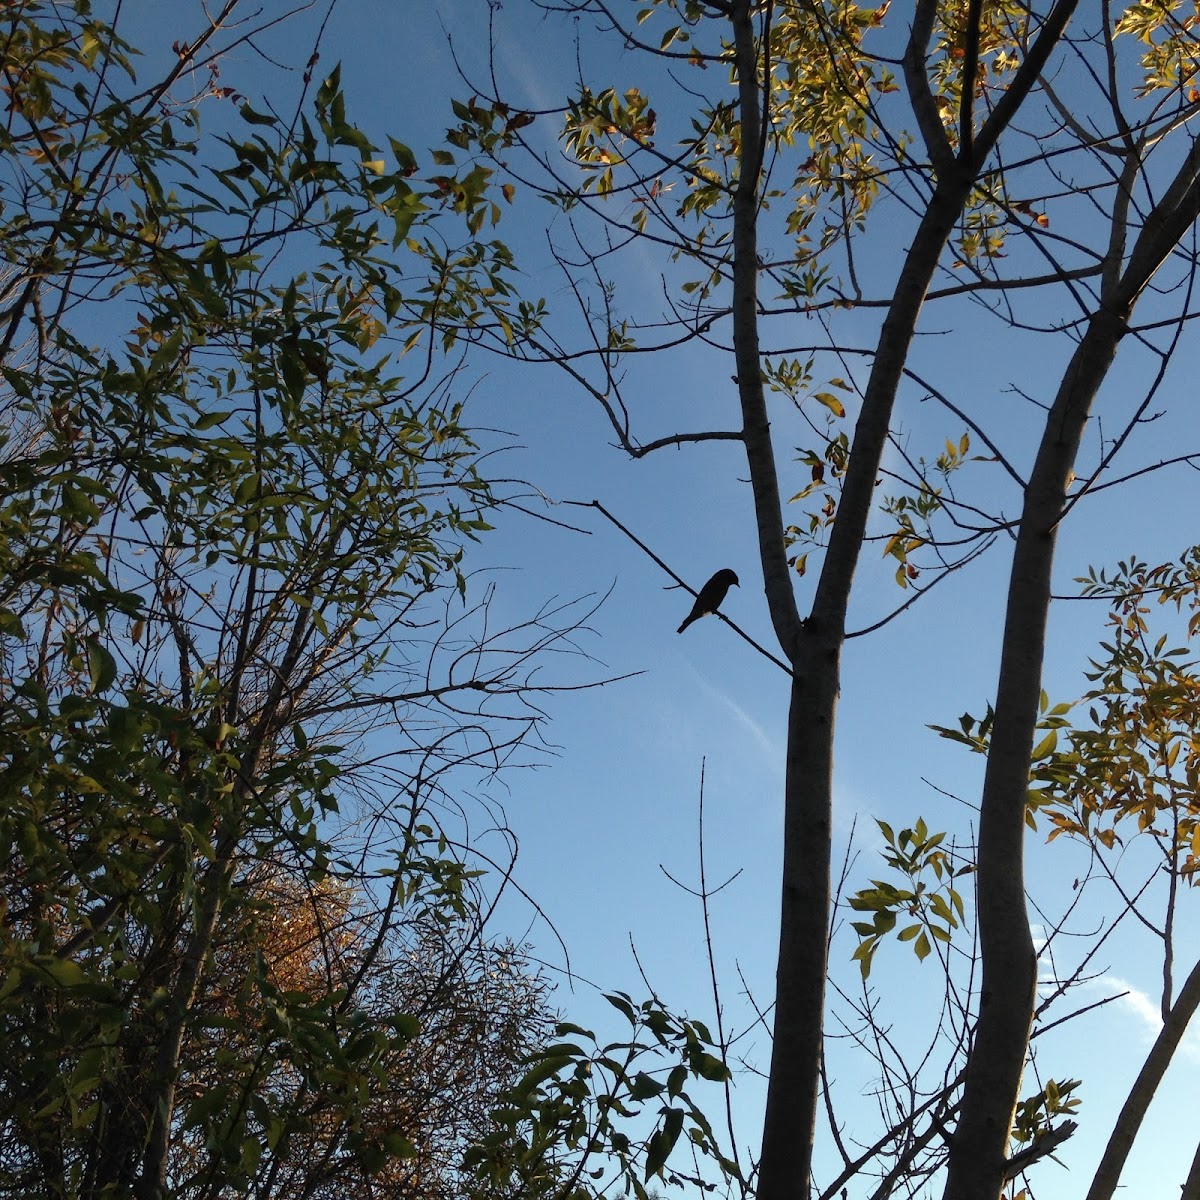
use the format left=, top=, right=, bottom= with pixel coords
left=371, top=4, right=1199, bottom=1196
left=131, top=2, right=1200, bottom=1195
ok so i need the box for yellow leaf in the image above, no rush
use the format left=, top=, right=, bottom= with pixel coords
left=1031, top=730, right=1057, bottom=759
left=814, top=392, right=845, bottom=417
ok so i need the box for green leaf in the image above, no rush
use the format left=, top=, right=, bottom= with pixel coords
left=605, top=991, right=638, bottom=1022
left=1032, top=729, right=1058, bottom=759
left=929, top=892, right=956, bottom=926
left=511, top=1054, right=572, bottom=1100
left=693, top=1051, right=730, bottom=1082
left=34, top=957, right=87, bottom=988
left=183, top=1086, right=231, bottom=1131
left=0, top=606, right=26, bottom=637
left=852, top=940, right=875, bottom=979
left=629, top=1071, right=664, bottom=1100
left=86, top=637, right=117, bottom=693
left=382, top=1132, right=416, bottom=1157
left=240, top=102, right=277, bottom=126
left=645, top=1107, right=685, bottom=1179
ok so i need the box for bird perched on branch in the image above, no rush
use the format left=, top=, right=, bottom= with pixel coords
left=677, top=568, right=739, bottom=634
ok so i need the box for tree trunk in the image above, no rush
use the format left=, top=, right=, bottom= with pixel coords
left=726, top=1, right=1085, bottom=1193
left=945, top=129, right=1200, bottom=1196
left=941, top=313, right=1126, bottom=1196
left=756, top=662, right=835, bottom=1200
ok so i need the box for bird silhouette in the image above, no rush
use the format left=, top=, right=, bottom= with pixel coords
left=677, top=568, right=739, bottom=633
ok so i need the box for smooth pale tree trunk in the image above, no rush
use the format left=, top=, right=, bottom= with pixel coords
left=942, top=309, right=1126, bottom=1198
left=944, top=133, right=1200, bottom=1198
left=750, top=187, right=973, bottom=1200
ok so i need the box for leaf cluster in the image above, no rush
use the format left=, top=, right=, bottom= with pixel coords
left=468, top=991, right=740, bottom=1200
left=849, top=818, right=972, bottom=978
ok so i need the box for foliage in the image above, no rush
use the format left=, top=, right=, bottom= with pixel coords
left=934, top=551, right=1200, bottom=875
left=468, top=993, right=738, bottom=1200
left=0, top=2, right=567, bottom=1197
left=849, top=819, right=971, bottom=978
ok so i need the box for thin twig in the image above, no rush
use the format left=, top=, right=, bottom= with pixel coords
left=566, top=499, right=795, bottom=676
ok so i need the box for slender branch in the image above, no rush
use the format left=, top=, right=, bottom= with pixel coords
left=973, top=0, right=1081, bottom=169
left=566, top=499, right=794, bottom=676
left=1003, top=1120, right=1078, bottom=1182
left=846, top=535, right=996, bottom=638
left=903, top=0, right=955, bottom=177
left=958, top=0, right=984, bottom=162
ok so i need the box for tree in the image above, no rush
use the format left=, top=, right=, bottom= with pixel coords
left=160, top=868, right=557, bottom=1200
left=0, top=2, right=582, bottom=1196
left=438, top=1, right=1200, bottom=1197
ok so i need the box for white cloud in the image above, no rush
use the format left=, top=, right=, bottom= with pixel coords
left=697, top=674, right=778, bottom=762
left=1084, top=974, right=1200, bottom=1066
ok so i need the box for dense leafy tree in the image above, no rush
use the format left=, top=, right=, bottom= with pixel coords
left=0, top=2, right=572, bottom=1196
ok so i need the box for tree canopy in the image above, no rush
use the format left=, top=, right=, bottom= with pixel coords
left=0, top=2, right=576, bottom=1196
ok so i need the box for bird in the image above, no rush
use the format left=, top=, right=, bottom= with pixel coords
left=677, top=568, right=739, bottom=634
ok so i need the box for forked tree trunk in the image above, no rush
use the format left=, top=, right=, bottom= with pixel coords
left=729, top=1, right=1082, bottom=1194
